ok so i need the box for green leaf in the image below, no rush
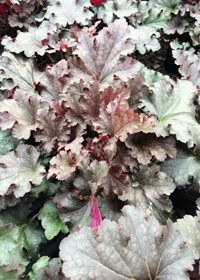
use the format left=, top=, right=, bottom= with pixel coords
left=140, top=79, right=200, bottom=150
left=176, top=211, right=200, bottom=259
left=0, top=221, right=19, bottom=266
left=0, top=200, right=46, bottom=261
left=129, top=25, right=160, bottom=54
left=0, top=144, right=45, bottom=197
left=160, top=143, right=200, bottom=197
left=0, top=128, right=20, bottom=155
left=142, top=7, right=167, bottom=29
left=60, top=205, right=194, bottom=279
left=38, top=200, right=69, bottom=240
left=28, top=256, right=50, bottom=280
left=151, top=0, right=181, bottom=15
left=31, top=177, right=61, bottom=199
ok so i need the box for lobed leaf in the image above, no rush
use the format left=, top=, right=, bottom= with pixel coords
left=0, top=89, right=48, bottom=139
left=0, top=144, right=45, bottom=197
left=97, top=0, right=138, bottom=24
left=60, top=205, right=194, bottom=280
left=43, top=0, right=93, bottom=26
left=119, top=164, right=175, bottom=224
left=176, top=212, right=200, bottom=259
left=38, top=200, right=69, bottom=240
left=0, top=51, right=44, bottom=93
left=140, top=79, right=200, bottom=151
left=172, top=49, right=200, bottom=87
left=160, top=143, right=200, bottom=197
left=69, top=18, right=141, bottom=90
left=125, top=133, right=176, bottom=165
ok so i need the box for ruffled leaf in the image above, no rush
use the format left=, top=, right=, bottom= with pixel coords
left=140, top=79, right=200, bottom=151
left=0, top=89, right=48, bottom=139
left=2, top=21, right=57, bottom=57
left=93, top=101, right=156, bottom=142
left=60, top=205, right=194, bottom=280
left=34, top=109, right=70, bottom=152
left=0, top=200, right=46, bottom=261
left=129, top=25, right=160, bottom=54
left=69, top=18, right=141, bottom=90
left=0, top=51, right=44, bottom=93
left=176, top=212, right=200, bottom=259
left=151, top=0, right=181, bottom=15
left=172, top=49, right=200, bottom=87
left=97, top=0, right=138, bottom=24
left=0, top=144, right=45, bottom=197
left=160, top=143, right=200, bottom=197
left=125, top=133, right=176, bottom=165
left=119, top=164, right=175, bottom=224
left=43, top=0, right=93, bottom=26
left=40, top=60, right=70, bottom=102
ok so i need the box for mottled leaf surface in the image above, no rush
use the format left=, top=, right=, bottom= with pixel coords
left=60, top=205, right=194, bottom=280
left=176, top=212, right=200, bottom=259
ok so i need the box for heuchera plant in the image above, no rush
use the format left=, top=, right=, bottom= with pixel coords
left=1, top=0, right=200, bottom=279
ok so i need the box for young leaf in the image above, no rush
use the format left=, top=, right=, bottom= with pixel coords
left=164, top=14, right=188, bottom=35
left=38, top=200, right=69, bottom=240
left=119, top=164, right=176, bottom=224
left=60, top=205, right=194, bottom=280
left=93, top=102, right=156, bottom=142
left=69, top=18, right=141, bottom=90
left=91, top=193, right=102, bottom=233
left=0, top=144, right=45, bottom=197
left=40, top=60, right=70, bottom=102
left=0, top=89, right=48, bottom=139
left=34, top=109, right=70, bottom=152
left=140, top=79, right=200, bottom=151
left=43, top=0, right=93, bottom=26
left=0, top=51, right=44, bottom=93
